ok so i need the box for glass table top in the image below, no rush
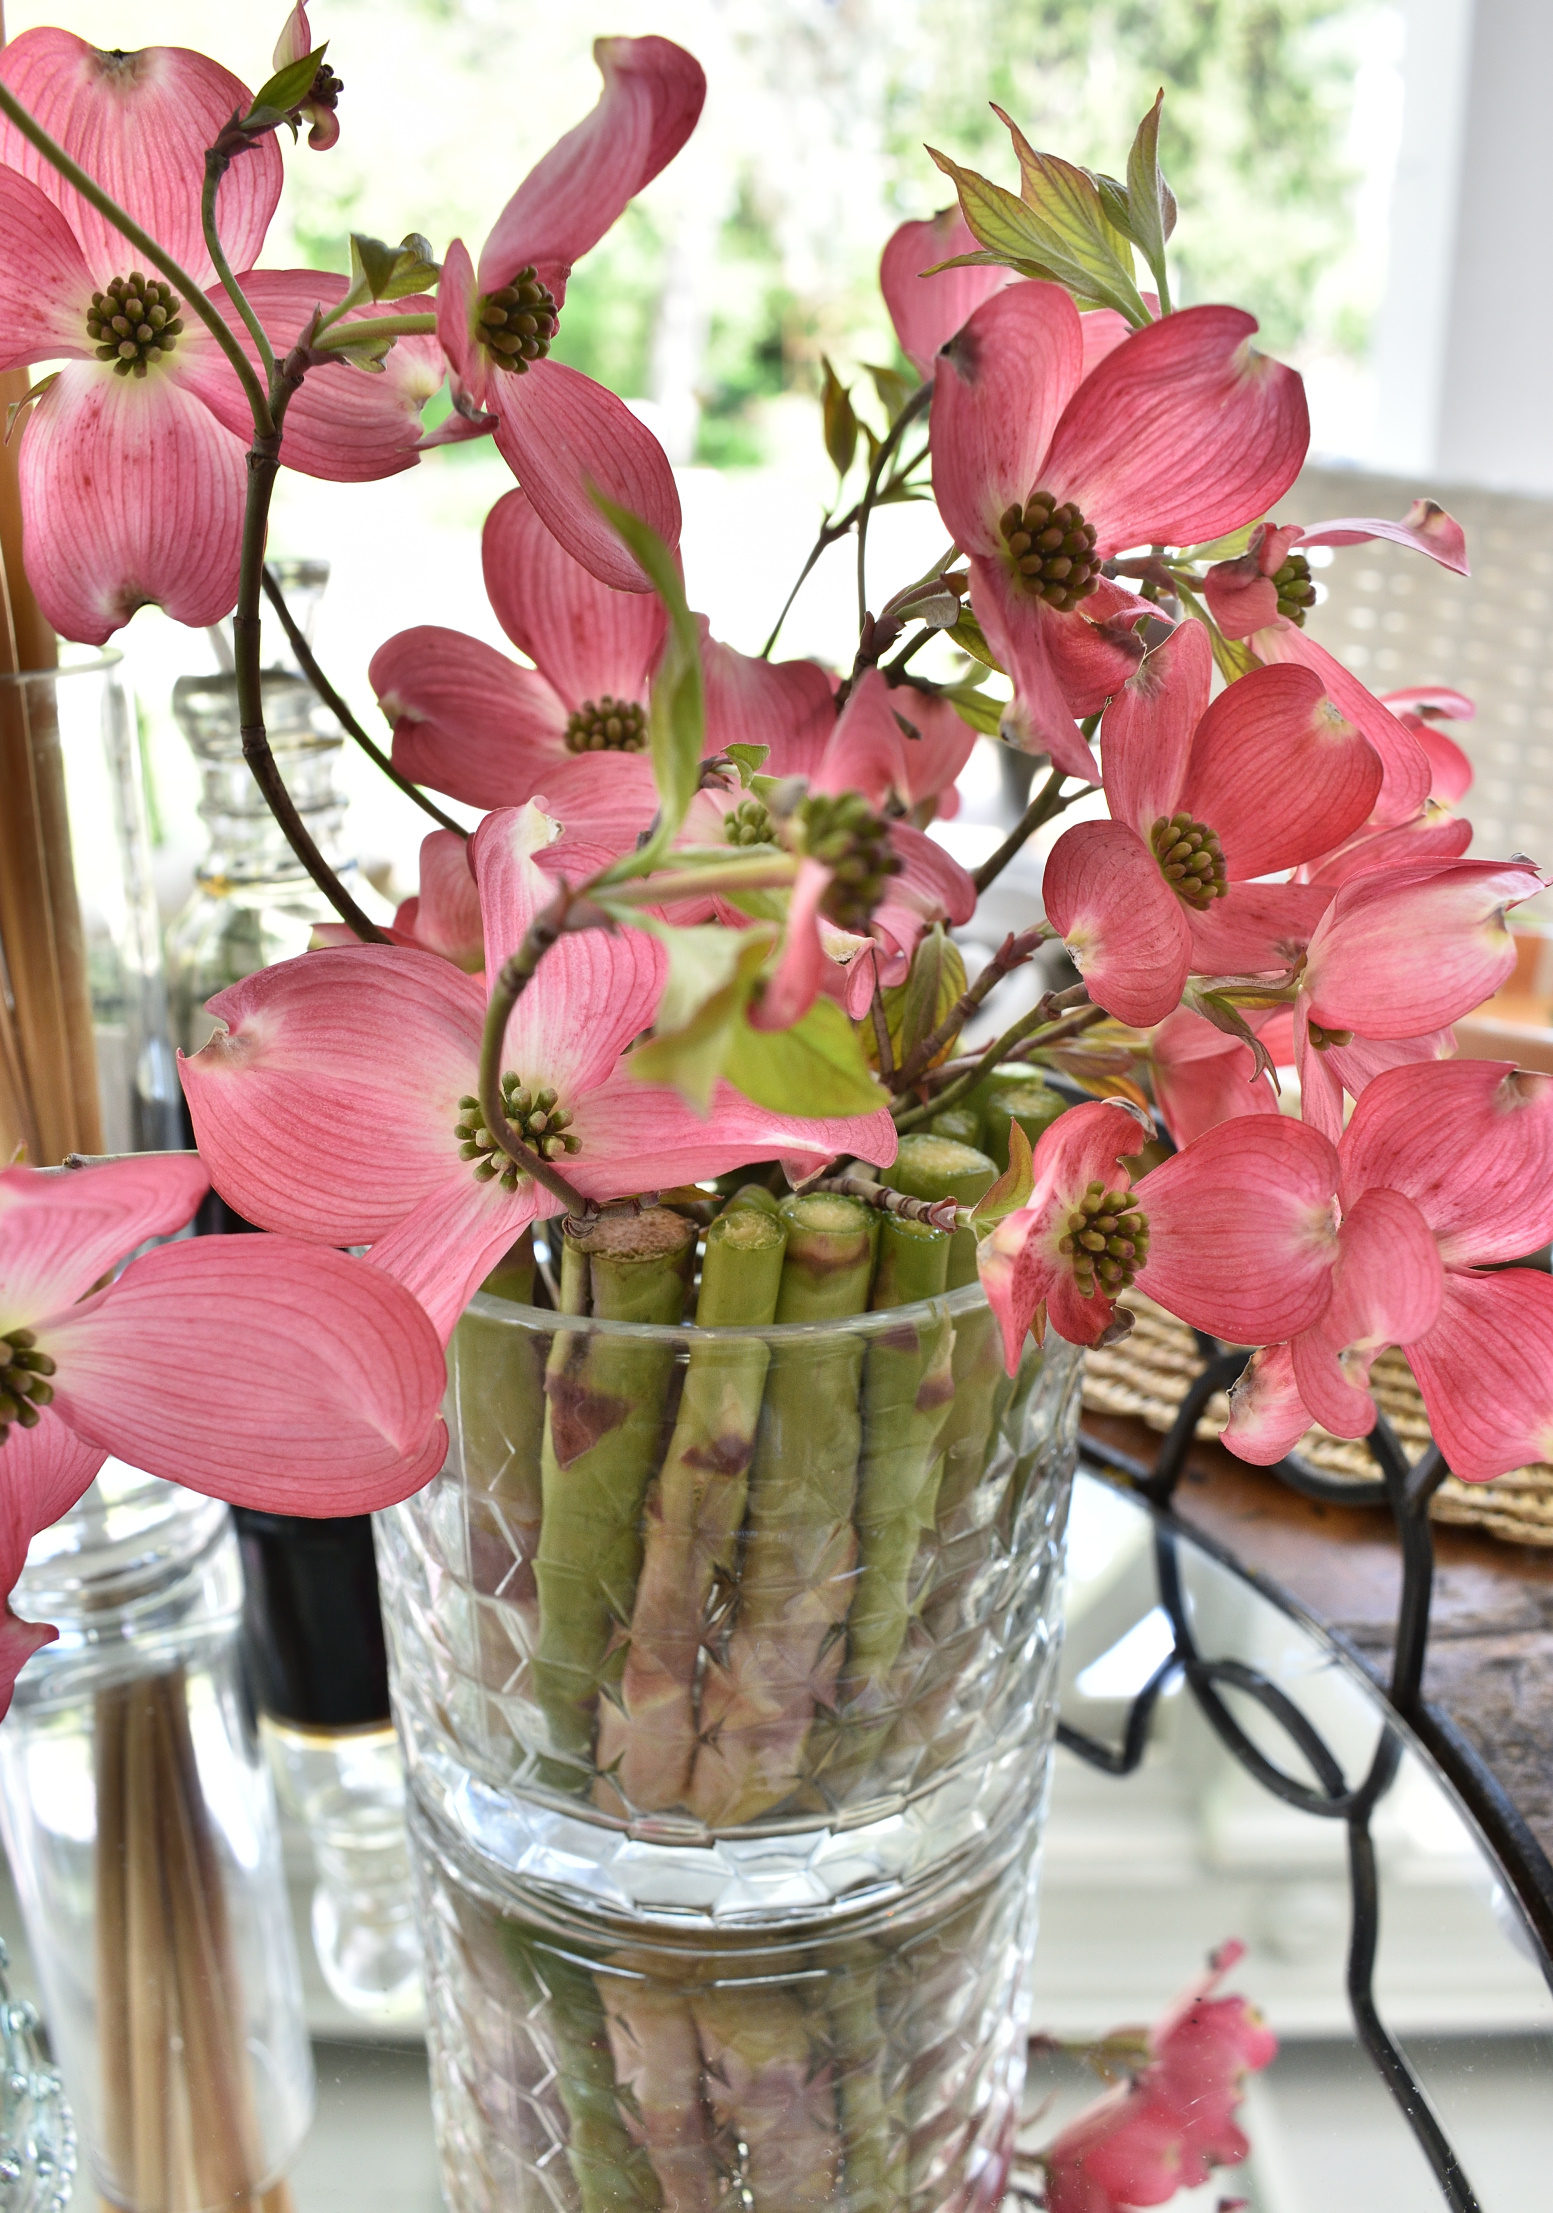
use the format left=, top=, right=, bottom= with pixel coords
left=2, top=1467, right=1548, bottom=2211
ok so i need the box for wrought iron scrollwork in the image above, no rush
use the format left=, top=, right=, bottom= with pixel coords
left=1063, top=1328, right=1553, bottom=2213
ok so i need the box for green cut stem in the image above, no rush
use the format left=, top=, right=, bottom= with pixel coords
left=691, top=1985, right=842, bottom=2211
left=450, top=1231, right=543, bottom=1655
left=827, top=1948, right=907, bottom=2211
left=888, top=1132, right=998, bottom=1289
left=924, top=1104, right=981, bottom=1148
left=689, top=1193, right=877, bottom=1825
left=600, top=1207, right=788, bottom=1813
left=722, top=1181, right=781, bottom=1219
left=981, top=1075, right=1068, bottom=1172
left=532, top=1210, right=695, bottom=1784
left=844, top=1215, right=953, bottom=1705
left=599, top=1979, right=723, bottom=2213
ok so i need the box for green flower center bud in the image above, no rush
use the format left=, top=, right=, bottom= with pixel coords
left=798, top=789, right=902, bottom=931
left=477, top=265, right=559, bottom=374
left=0, top=1327, right=56, bottom=1446
left=86, top=273, right=184, bottom=379
left=724, top=795, right=774, bottom=846
left=1150, top=811, right=1228, bottom=910
left=1305, top=1019, right=1354, bottom=1052
left=1057, top=1181, right=1150, bottom=1301
left=564, top=695, right=647, bottom=754
left=454, top=1078, right=581, bottom=1192
left=1272, top=550, right=1316, bottom=625
left=999, top=488, right=1101, bottom=611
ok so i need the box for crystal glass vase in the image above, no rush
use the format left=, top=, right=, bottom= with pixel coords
left=0, top=1463, right=315, bottom=2213
left=378, top=1274, right=1079, bottom=2208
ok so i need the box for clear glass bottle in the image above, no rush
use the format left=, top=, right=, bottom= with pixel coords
left=0, top=1462, right=315, bottom=2213
left=0, top=1937, right=75, bottom=2213
left=163, top=558, right=389, bottom=1058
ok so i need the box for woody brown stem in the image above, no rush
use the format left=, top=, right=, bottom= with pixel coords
left=893, top=987, right=1100, bottom=1133
left=891, top=926, right=1046, bottom=1092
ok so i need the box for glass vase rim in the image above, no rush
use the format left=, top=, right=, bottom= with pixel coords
left=463, top=1271, right=1013, bottom=1345
left=0, top=646, right=123, bottom=687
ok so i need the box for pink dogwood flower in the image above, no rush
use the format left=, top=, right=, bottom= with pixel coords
left=930, top=280, right=1308, bottom=768
left=0, top=1154, right=447, bottom=1712
left=1043, top=621, right=1375, bottom=1025
left=1149, top=1009, right=1279, bottom=1148
left=1041, top=1941, right=1276, bottom=2213
left=1205, top=504, right=1469, bottom=827
left=180, top=803, right=897, bottom=1340
left=0, top=28, right=442, bottom=642
left=977, top=1098, right=1341, bottom=1368
left=880, top=207, right=1010, bottom=380
left=1380, top=684, right=1475, bottom=805
left=1292, top=856, right=1546, bottom=1138
left=1226, top=1060, right=1553, bottom=1481
left=432, top=36, right=705, bottom=591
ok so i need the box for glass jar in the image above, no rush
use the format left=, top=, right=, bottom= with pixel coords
left=163, top=560, right=388, bottom=1059
left=375, top=1280, right=1080, bottom=1925
left=410, top=1787, right=1039, bottom=2213
left=0, top=1463, right=315, bottom=2213
left=0, top=648, right=181, bottom=1159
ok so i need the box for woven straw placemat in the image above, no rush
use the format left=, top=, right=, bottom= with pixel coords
left=1082, top=1294, right=1553, bottom=1548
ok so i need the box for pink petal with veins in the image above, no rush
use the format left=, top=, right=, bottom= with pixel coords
left=483, top=485, right=666, bottom=704
left=1298, top=1024, right=1458, bottom=1145
left=576, top=1066, right=896, bottom=1199
left=1295, top=500, right=1468, bottom=575
left=931, top=282, right=1086, bottom=555
left=749, top=857, right=832, bottom=1031
left=435, top=238, right=490, bottom=413
left=489, top=362, right=681, bottom=592
left=1079, top=308, right=1132, bottom=377
left=0, top=29, right=281, bottom=288
left=1249, top=626, right=1429, bottom=827
left=1222, top=1342, right=1312, bottom=1465
left=1136, top=1114, right=1339, bottom=1343
left=376, top=625, right=569, bottom=808
left=1339, top=1058, right=1553, bottom=1266
left=0, top=1154, right=208, bottom=1325
left=0, top=1415, right=106, bottom=1714
left=1181, top=663, right=1379, bottom=878
left=0, top=165, right=98, bottom=368
left=527, top=755, right=662, bottom=876
left=1301, top=858, right=1545, bottom=1038
left=891, top=691, right=977, bottom=811
left=811, top=667, right=906, bottom=804
left=1039, top=574, right=1153, bottom=715
left=1101, top=619, right=1211, bottom=839
left=494, top=912, right=667, bottom=1102
left=1290, top=1187, right=1443, bottom=1436
left=1202, top=555, right=1282, bottom=640
left=43, top=1239, right=447, bottom=1513
left=883, top=822, right=976, bottom=928
left=369, top=1175, right=546, bottom=1343
left=879, top=208, right=1009, bottom=379
left=704, top=642, right=835, bottom=778
left=1304, top=807, right=1473, bottom=887
left=1408, top=1269, right=1553, bottom=1481
left=967, top=557, right=1102, bottom=775
left=180, top=947, right=486, bottom=1244
left=1044, top=819, right=1192, bottom=1027
left=478, top=37, right=704, bottom=298
left=1041, top=306, right=1308, bottom=552
left=20, top=364, right=246, bottom=643
left=399, top=831, right=483, bottom=969
left=1187, top=880, right=1332, bottom=977
left=187, top=273, right=444, bottom=481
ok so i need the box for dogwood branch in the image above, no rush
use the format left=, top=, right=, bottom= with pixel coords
left=893, top=985, right=1101, bottom=1132
left=477, top=887, right=596, bottom=1214
left=972, top=749, right=1098, bottom=896
left=890, top=925, right=1048, bottom=1092
left=201, top=155, right=276, bottom=386
left=260, top=565, right=468, bottom=838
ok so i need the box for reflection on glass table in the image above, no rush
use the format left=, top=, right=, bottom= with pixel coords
left=0, top=1468, right=1546, bottom=2211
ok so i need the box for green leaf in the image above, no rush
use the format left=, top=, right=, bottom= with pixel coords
left=1093, top=172, right=1134, bottom=239
left=820, top=356, right=858, bottom=477
left=1125, top=91, right=1175, bottom=304
left=1183, top=987, right=1276, bottom=1083
left=939, top=683, right=1006, bottom=736
left=725, top=994, right=889, bottom=1118
left=993, top=108, right=1152, bottom=327
left=724, top=742, right=769, bottom=785
left=245, top=45, right=326, bottom=127
left=590, top=496, right=704, bottom=871
left=349, top=231, right=441, bottom=304
left=865, top=361, right=917, bottom=423
left=889, top=925, right=967, bottom=1073
left=628, top=932, right=773, bottom=1112
left=947, top=609, right=1003, bottom=671
left=972, top=1117, right=1035, bottom=1225
left=1180, top=521, right=1262, bottom=563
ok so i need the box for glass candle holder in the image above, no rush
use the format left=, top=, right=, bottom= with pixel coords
left=0, top=1463, right=314, bottom=2213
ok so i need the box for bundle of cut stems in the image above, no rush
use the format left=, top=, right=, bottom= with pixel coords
left=93, top=1668, right=292, bottom=2213
left=486, top=1130, right=1031, bottom=1828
